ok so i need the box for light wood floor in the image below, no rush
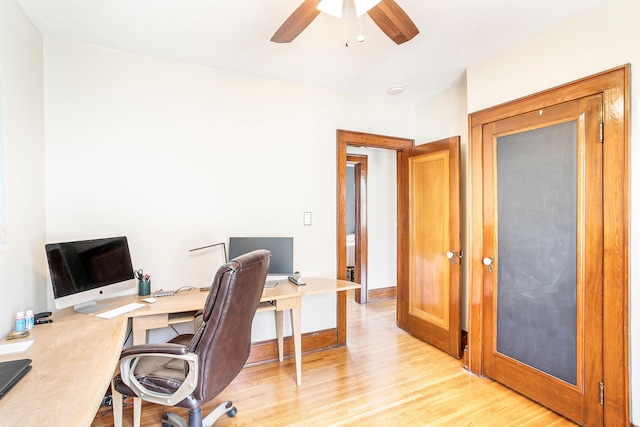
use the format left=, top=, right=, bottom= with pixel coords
left=93, top=293, right=577, bottom=426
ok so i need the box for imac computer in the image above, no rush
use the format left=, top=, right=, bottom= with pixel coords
left=45, top=236, right=136, bottom=314
left=228, top=237, right=293, bottom=285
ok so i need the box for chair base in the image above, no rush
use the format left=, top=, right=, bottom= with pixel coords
left=161, top=401, right=236, bottom=427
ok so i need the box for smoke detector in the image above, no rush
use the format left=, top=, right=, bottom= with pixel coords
left=388, top=85, right=404, bottom=95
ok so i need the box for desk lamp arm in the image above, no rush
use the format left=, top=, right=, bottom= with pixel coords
left=189, top=242, right=227, bottom=263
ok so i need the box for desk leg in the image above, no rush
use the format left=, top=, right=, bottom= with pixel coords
left=275, top=310, right=284, bottom=362
left=132, top=328, right=146, bottom=346
left=290, top=306, right=302, bottom=386
left=113, top=388, right=123, bottom=427
left=133, top=397, right=141, bottom=427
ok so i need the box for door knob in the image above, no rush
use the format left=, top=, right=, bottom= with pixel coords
left=446, top=251, right=456, bottom=265
left=482, top=256, right=494, bottom=272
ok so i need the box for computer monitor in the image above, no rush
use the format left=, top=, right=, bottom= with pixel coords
left=45, top=236, right=135, bottom=314
left=228, top=237, right=294, bottom=277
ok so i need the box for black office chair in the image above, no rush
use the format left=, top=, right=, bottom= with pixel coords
left=111, top=249, right=270, bottom=427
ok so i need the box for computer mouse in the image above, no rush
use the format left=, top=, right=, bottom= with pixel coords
left=142, top=297, right=156, bottom=304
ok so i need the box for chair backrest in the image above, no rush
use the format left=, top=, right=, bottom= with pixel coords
left=189, top=249, right=270, bottom=403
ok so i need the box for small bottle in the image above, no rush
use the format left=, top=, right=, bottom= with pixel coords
left=25, top=310, right=34, bottom=330
left=15, top=311, right=26, bottom=332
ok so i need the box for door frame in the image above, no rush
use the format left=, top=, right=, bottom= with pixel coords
left=347, top=154, right=368, bottom=304
left=336, top=130, right=414, bottom=343
left=468, top=65, right=629, bottom=425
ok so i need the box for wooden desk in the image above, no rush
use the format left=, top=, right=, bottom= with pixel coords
left=0, top=279, right=357, bottom=424
left=128, top=277, right=359, bottom=386
left=0, top=305, right=128, bottom=426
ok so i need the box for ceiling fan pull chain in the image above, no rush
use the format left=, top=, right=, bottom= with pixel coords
left=345, top=0, right=350, bottom=46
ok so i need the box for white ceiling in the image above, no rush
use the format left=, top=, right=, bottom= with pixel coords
left=17, top=0, right=606, bottom=104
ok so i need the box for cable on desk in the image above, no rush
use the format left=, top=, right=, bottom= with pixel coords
left=170, top=324, right=182, bottom=336
left=174, top=286, right=195, bottom=294
left=122, top=327, right=132, bottom=347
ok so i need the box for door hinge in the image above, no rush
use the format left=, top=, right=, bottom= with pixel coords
left=600, top=122, right=604, bottom=143
left=599, top=381, right=604, bottom=405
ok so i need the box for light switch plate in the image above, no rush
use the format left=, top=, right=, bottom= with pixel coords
left=303, top=211, right=312, bottom=226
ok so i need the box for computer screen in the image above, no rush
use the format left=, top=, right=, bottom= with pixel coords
left=228, top=237, right=293, bottom=276
left=45, top=236, right=135, bottom=312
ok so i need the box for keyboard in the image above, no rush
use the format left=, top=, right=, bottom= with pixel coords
left=97, top=302, right=145, bottom=319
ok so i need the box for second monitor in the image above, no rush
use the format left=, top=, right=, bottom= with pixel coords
left=228, top=237, right=293, bottom=280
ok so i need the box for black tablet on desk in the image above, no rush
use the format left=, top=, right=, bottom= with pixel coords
left=0, top=359, right=32, bottom=399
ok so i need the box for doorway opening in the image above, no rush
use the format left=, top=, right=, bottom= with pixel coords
left=335, top=130, right=413, bottom=344
left=346, top=154, right=368, bottom=303
left=346, top=148, right=400, bottom=304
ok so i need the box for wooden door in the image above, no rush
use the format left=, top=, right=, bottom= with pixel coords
left=397, top=136, right=462, bottom=358
left=481, top=95, right=603, bottom=425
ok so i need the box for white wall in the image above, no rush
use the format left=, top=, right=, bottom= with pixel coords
left=346, top=146, right=397, bottom=290
left=415, top=76, right=469, bottom=329
left=465, top=0, right=639, bottom=420
left=42, top=38, right=415, bottom=340
left=0, top=0, right=46, bottom=336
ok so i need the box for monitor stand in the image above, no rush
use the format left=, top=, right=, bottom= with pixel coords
left=73, top=300, right=110, bottom=315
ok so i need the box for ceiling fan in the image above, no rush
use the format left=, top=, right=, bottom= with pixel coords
left=271, top=0, right=419, bottom=45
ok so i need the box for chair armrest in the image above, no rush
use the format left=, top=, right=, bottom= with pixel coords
left=120, top=342, right=189, bottom=358
left=119, top=349, right=198, bottom=406
left=194, top=309, right=204, bottom=331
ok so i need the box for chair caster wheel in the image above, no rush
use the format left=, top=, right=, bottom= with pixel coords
left=228, top=406, right=237, bottom=418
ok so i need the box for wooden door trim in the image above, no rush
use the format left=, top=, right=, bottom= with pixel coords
left=347, top=154, right=368, bottom=304
left=468, top=65, right=629, bottom=425
left=336, top=130, right=414, bottom=344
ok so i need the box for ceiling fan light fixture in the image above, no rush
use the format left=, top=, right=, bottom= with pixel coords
left=317, top=0, right=343, bottom=19
left=272, top=0, right=418, bottom=45
left=354, top=0, right=381, bottom=17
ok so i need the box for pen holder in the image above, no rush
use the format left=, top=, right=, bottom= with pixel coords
left=138, top=280, right=151, bottom=296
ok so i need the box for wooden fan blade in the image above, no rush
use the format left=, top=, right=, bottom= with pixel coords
left=368, top=0, right=419, bottom=45
left=271, top=0, right=322, bottom=43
